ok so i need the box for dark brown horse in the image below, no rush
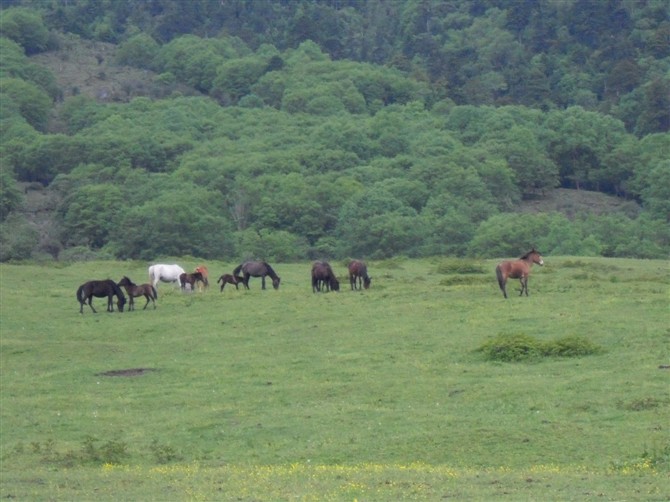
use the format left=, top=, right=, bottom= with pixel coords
left=76, top=279, right=126, bottom=313
left=179, top=271, right=206, bottom=291
left=311, top=261, right=340, bottom=293
left=217, top=274, right=244, bottom=292
left=348, top=260, right=371, bottom=290
left=233, top=261, right=281, bottom=290
left=118, top=276, right=158, bottom=310
left=495, top=248, right=544, bottom=298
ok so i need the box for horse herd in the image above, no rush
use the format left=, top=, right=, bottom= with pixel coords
left=76, top=250, right=544, bottom=313
left=76, top=259, right=373, bottom=313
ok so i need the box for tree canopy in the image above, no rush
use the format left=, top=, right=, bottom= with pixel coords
left=0, top=0, right=668, bottom=261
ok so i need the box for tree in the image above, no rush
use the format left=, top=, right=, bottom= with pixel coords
left=0, top=78, right=51, bottom=132
left=0, top=7, right=50, bottom=54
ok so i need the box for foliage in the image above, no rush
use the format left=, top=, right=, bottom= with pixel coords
left=478, top=333, right=603, bottom=362
left=0, top=1, right=668, bottom=261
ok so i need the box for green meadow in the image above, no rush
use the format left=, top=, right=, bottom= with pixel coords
left=1, top=257, right=668, bottom=500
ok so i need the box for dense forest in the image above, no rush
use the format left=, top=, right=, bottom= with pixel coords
left=1, top=0, right=668, bottom=262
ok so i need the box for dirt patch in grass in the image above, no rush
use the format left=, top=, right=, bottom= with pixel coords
left=96, top=368, right=157, bottom=377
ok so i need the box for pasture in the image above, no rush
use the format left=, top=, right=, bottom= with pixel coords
left=1, top=257, right=668, bottom=500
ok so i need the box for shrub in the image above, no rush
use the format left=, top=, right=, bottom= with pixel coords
left=478, top=333, right=602, bottom=362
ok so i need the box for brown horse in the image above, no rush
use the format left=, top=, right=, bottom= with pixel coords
left=311, top=261, right=340, bottom=292
left=179, top=271, right=205, bottom=291
left=195, top=265, right=209, bottom=291
left=348, top=260, right=371, bottom=290
left=118, top=276, right=158, bottom=310
left=76, top=280, right=126, bottom=313
left=217, top=274, right=244, bottom=292
left=233, top=261, right=281, bottom=290
left=495, top=249, right=544, bottom=298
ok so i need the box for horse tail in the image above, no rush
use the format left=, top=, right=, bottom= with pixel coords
left=76, top=285, right=84, bottom=303
left=496, top=265, right=505, bottom=292
left=233, top=263, right=243, bottom=276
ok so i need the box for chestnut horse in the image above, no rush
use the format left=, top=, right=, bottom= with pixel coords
left=217, top=274, right=244, bottom=292
left=348, top=260, right=371, bottom=290
left=195, top=265, right=209, bottom=291
left=312, top=261, right=340, bottom=292
left=118, top=276, right=157, bottom=310
left=495, top=248, right=544, bottom=298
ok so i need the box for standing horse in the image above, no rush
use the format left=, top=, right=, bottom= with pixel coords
left=118, top=276, right=157, bottom=310
left=149, top=264, right=185, bottom=288
left=495, top=248, right=544, bottom=298
left=348, top=260, right=371, bottom=290
left=76, top=280, right=126, bottom=313
left=179, top=271, right=205, bottom=291
left=233, top=261, right=281, bottom=290
left=312, top=261, right=340, bottom=292
left=195, top=265, right=209, bottom=291
left=217, top=274, right=244, bottom=292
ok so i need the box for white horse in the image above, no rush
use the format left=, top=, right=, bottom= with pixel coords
left=148, top=264, right=185, bottom=288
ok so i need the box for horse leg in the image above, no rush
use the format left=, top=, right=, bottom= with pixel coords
left=88, top=298, right=97, bottom=313
left=261, top=275, right=267, bottom=290
left=519, top=277, right=526, bottom=296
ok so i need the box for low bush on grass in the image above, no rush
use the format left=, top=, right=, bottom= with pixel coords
left=435, top=259, right=486, bottom=275
left=478, top=333, right=603, bottom=362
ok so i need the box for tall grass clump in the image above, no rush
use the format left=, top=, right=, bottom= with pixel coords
left=478, top=333, right=603, bottom=362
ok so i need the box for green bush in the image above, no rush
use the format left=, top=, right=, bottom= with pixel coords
left=478, top=333, right=602, bottom=362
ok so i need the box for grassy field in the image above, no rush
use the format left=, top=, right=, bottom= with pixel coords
left=1, top=256, right=668, bottom=500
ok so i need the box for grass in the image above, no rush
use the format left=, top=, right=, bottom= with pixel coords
left=1, top=257, right=669, bottom=500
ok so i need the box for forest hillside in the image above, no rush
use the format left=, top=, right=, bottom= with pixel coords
left=1, top=0, right=668, bottom=261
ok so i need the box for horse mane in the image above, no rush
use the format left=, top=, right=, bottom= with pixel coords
left=263, top=262, right=279, bottom=279
left=110, top=280, right=126, bottom=300
left=520, top=249, right=538, bottom=260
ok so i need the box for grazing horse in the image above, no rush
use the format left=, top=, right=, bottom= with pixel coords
left=496, top=248, right=544, bottom=298
left=217, top=274, right=244, bottom=292
left=76, top=280, right=126, bottom=313
left=149, top=264, right=185, bottom=288
left=312, top=261, right=340, bottom=292
left=233, top=261, right=281, bottom=290
left=348, top=260, right=371, bottom=290
left=117, top=276, right=157, bottom=310
left=195, top=265, right=209, bottom=291
left=179, top=271, right=205, bottom=291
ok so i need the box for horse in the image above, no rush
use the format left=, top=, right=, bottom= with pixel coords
left=148, top=264, right=185, bottom=288
left=117, top=276, right=157, bottom=310
left=76, top=280, right=126, bottom=313
left=312, top=261, right=340, bottom=292
left=217, top=274, right=244, bottom=292
left=495, top=248, right=544, bottom=298
left=195, top=265, right=209, bottom=291
left=348, top=260, right=371, bottom=290
left=179, top=271, right=205, bottom=291
left=233, top=261, right=281, bottom=290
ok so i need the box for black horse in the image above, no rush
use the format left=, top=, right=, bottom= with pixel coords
left=233, top=261, right=281, bottom=290
left=77, top=279, right=126, bottom=313
left=348, top=260, right=371, bottom=290
left=312, top=261, right=339, bottom=292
